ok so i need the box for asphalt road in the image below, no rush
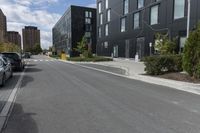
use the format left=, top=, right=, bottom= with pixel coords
left=2, top=55, right=200, bottom=133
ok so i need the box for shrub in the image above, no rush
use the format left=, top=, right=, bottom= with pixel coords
left=68, top=56, right=113, bottom=62
left=154, top=33, right=177, bottom=55
left=144, top=55, right=183, bottom=75
left=183, top=23, right=200, bottom=79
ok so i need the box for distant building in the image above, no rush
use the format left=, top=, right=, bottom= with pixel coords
left=52, top=5, right=97, bottom=57
left=22, top=26, right=40, bottom=51
left=0, top=9, right=7, bottom=43
left=7, top=31, right=21, bottom=48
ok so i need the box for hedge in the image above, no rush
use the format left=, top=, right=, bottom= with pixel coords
left=67, top=56, right=113, bottom=62
left=144, top=55, right=183, bottom=75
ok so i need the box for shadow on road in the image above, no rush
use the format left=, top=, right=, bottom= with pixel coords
left=2, top=103, right=38, bottom=133
left=26, top=64, right=37, bottom=67
left=20, top=76, right=34, bottom=88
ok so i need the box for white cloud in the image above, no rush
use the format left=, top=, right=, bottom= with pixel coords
left=0, top=0, right=61, bottom=49
left=87, top=3, right=96, bottom=8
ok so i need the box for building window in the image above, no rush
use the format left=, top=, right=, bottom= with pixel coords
left=85, top=25, right=92, bottom=31
left=150, top=5, right=159, bottom=25
left=174, top=0, right=185, bottom=20
left=105, top=0, right=108, bottom=9
left=85, top=11, right=92, bottom=18
left=138, top=0, right=144, bottom=9
left=85, top=18, right=91, bottom=24
left=98, top=2, right=102, bottom=13
left=85, top=11, right=89, bottom=17
left=107, top=9, right=111, bottom=22
left=104, top=42, right=108, bottom=48
left=120, top=17, right=126, bottom=32
left=98, top=27, right=102, bottom=38
left=123, top=0, right=129, bottom=15
left=100, top=13, right=103, bottom=25
left=133, top=12, right=140, bottom=29
left=105, top=24, right=109, bottom=36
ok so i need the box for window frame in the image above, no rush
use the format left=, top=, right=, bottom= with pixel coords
left=173, top=0, right=185, bottom=20
left=133, top=12, right=140, bottom=29
left=150, top=4, right=159, bottom=25
left=120, top=17, right=126, bottom=32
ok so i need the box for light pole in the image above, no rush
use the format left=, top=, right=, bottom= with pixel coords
left=187, top=0, right=191, bottom=38
left=149, top=42, right=152, bottom=56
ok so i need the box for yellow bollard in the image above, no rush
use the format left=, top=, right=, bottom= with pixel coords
left=61, top=53, right=67, bottom=60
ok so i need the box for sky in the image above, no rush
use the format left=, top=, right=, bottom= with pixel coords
left=0, top=0, right=96, bottom=49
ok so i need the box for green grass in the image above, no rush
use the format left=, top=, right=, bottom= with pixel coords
left=67, top=56, right=113, bottom=62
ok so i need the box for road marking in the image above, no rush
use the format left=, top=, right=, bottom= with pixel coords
left=0, top=64, right=26, bottom=132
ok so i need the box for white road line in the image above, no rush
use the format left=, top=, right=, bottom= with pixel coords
left=0, top=64, right=26, bottom=132
left=34, top=60, right=38, bottom=62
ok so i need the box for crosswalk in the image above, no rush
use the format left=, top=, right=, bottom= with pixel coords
left=25, top=59, right=57, bottom=62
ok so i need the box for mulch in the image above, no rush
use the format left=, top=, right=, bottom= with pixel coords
left=155, top=73, right=200, bottom=83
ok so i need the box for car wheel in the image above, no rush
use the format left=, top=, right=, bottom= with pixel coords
left=1, top=74, right=6, bottom=87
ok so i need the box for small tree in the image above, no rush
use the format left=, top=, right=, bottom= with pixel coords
left=74, top=36, right=87, bottom=54
left=32, top=43, right=42, bottom=55
left=0, top=42, right=21, bottom=53
left=183, top=23, right=200, bottom=79
left=154, top=33, right=177, bottom=55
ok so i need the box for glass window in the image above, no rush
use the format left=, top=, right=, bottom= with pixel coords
left=174, top=0, right=185, bottom=19
left=85, top=18, right=91, bottom=24
left=105, top=0, right=108, bottom=9
left=107, top=9, right=111, bottom=22
left=89, top=12, right=92, bottom=18
left=104, top=42, right=108, bottom=48
left=134, top=12, right=140, bottom=29
left=100, top=13, right=103, bottom=25
left=98, top=27, right=102, bottom=38
left=123, top=0, right=129, bottom=15
left=105, top=24, right=109, bottom=36
left=150, top=5, right=159, bottom=25
left=98, top=2, right=102, bottom=13
left=85, top=11, right=89, bottom=17
left=120, top=17, right=126, bottom=32
left=138, top=0, right=144, bottom=9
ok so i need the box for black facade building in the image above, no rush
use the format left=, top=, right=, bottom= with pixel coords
left=53, top=5, right=97, bottom=57
left=97, top=0, right=200, bottom=58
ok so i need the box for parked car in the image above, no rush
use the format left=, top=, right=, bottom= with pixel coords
left=1, top=52, right=25, bottom=71
left=22, top=52, right=31, bottom=58
left=0, top=55, right=13, bottom=86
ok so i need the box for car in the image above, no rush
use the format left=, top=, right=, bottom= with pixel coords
left=0, top=55, right=13, bottom=86
left=1, top=52, right=25, bottom=71
left=22, top=52, right=31, bottom=59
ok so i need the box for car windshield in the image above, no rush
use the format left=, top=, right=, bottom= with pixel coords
left=1, top=53, right=20, bottom=61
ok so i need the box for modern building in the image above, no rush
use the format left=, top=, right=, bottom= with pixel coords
left=96, top=0, right=200, bottom=58
left=52, top=5, right=96, bottom=57
left=0, top=9, right=7, bottom=43
left=7, top=31, right=21, bottom=48
left=22, top=26, right=40, bottom=51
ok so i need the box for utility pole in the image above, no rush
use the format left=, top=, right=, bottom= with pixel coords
left=187, top=0, right=191, bottom=38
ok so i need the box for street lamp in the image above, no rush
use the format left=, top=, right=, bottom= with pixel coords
left=149, top=42, right=152, bottom=56
left=187, top=0, right=191, bottom=38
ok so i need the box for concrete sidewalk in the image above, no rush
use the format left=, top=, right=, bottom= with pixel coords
left=77, top=58, right=200, bottom=95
